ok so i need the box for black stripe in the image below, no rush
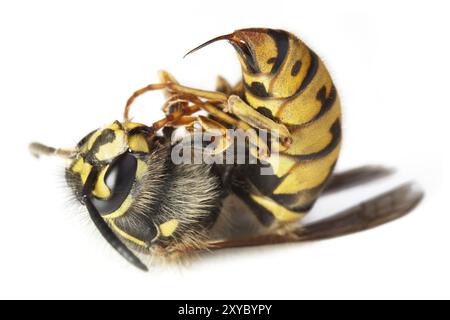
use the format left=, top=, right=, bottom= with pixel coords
left=311, top=84, right=337, bottom=122
left=236, top=161, right=281, bottom=196
left=297, top=49, right=319, bottom=93
left=256, top=106, right=276, bottom=121
left=84, top=129, right=116, bottom=164
left=268, top=29, right=290, bottom=75
left=271, top=161, right=337, bottom=208
left=233, top=120, right=341, bottom=197
left=287, top=119, right=341, bottom=162
left=288, top=84, right=337, bottom=128
left=232, top=182, right=275, bottom=227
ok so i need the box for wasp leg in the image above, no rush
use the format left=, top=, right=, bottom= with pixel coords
left=29, top=142, right=75, bottom=159
left=323, top=165, right=395, bottom=195
left=199, top=102, right=270, bottom=160
left=197, top=115, right=233, bottom=154
left=170, top=115, right=197, bottom=127
left=161, top=93, right=195, bottom=114
left=158, top=70, right=180, bottom=99
left=226, top=95, right=292, bottom=147
left=164, top=83, right=228, bottom=103
left=160, top=93, right=270, bottom=158
left=124, top=81, right=228, bottom=121
left=169, top=114, right=233, bottom=154
left=208, top=182, right=423, bottom=250
left=148, top=104, right=201, bottom=133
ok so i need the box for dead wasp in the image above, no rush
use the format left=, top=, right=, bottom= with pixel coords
left=30, top=28, right=423, bottom=271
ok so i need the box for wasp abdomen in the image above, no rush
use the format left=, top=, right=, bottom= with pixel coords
left=229, top=28, right=342, bottom=223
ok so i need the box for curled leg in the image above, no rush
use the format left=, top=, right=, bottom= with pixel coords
left=169, top=114, right=233, bottom=154
left=197, top=115, right=233, bottom=154
left=158, top=70, right=180, bottom=99
left=226, top=95, right=292, bottom=147
left=124, top=82, right=228, bottom=121
left=200, top=102, right=270, bottom=160
left=148, top=104, right=201, bottom=134
left=150, top=92, right=271, bottom=160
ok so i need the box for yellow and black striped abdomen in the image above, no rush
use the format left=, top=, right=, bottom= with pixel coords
left=231, top=28, right=341, bottom=224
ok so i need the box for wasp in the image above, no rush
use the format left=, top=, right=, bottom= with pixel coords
left=30, top=28, right=423, bottom=271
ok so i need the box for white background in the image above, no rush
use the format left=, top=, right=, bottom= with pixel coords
left=0, top=0, right=448, bottom=299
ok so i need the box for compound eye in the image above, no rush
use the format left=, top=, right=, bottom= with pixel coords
left=91, top=152, right=137, bottom=215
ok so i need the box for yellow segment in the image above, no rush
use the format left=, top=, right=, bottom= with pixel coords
left=92, top=165, right=111, bottom=199
left=286, top=99, right=341, bottom=155
left=102, top=195, right=133, bottom=219
left=244, top=62, right=332, bottom=126
left=128, top=134, right=149, bottom=153
left=250, top=194, right=303, bottom=222
left=136, top=159, right=148, bottom=180
left=71, top=157, right=92, bottom=184
left=159, top=219, right=179, bottom=237
left=266, top=154, right=297, bottom=178
left=274, top=143, right=341, bottom=194
left=95, top=130, right=128, bottom=161
left=269, top=37, right=311, bottom=97
left=110, top=220, right=146, bottom=247
left=275, top=63, right=332, bottom=125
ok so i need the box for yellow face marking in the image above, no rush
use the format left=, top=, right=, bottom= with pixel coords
left=92, top=165, right=111, bottom=199
left=128, top=134, right=149, bottom=153
left=250, top=194, right=303, bottom=222
left=159, top=219, right=179, bottom=237
left=102, top=195, right=133, bottom=219
left=136, top=159, right=148, bottom=180
left=110, top=220, right=146, bottom=247
left=71, top=157, right=92, bottom=184
left=95, top=130, right=128, bottom=161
